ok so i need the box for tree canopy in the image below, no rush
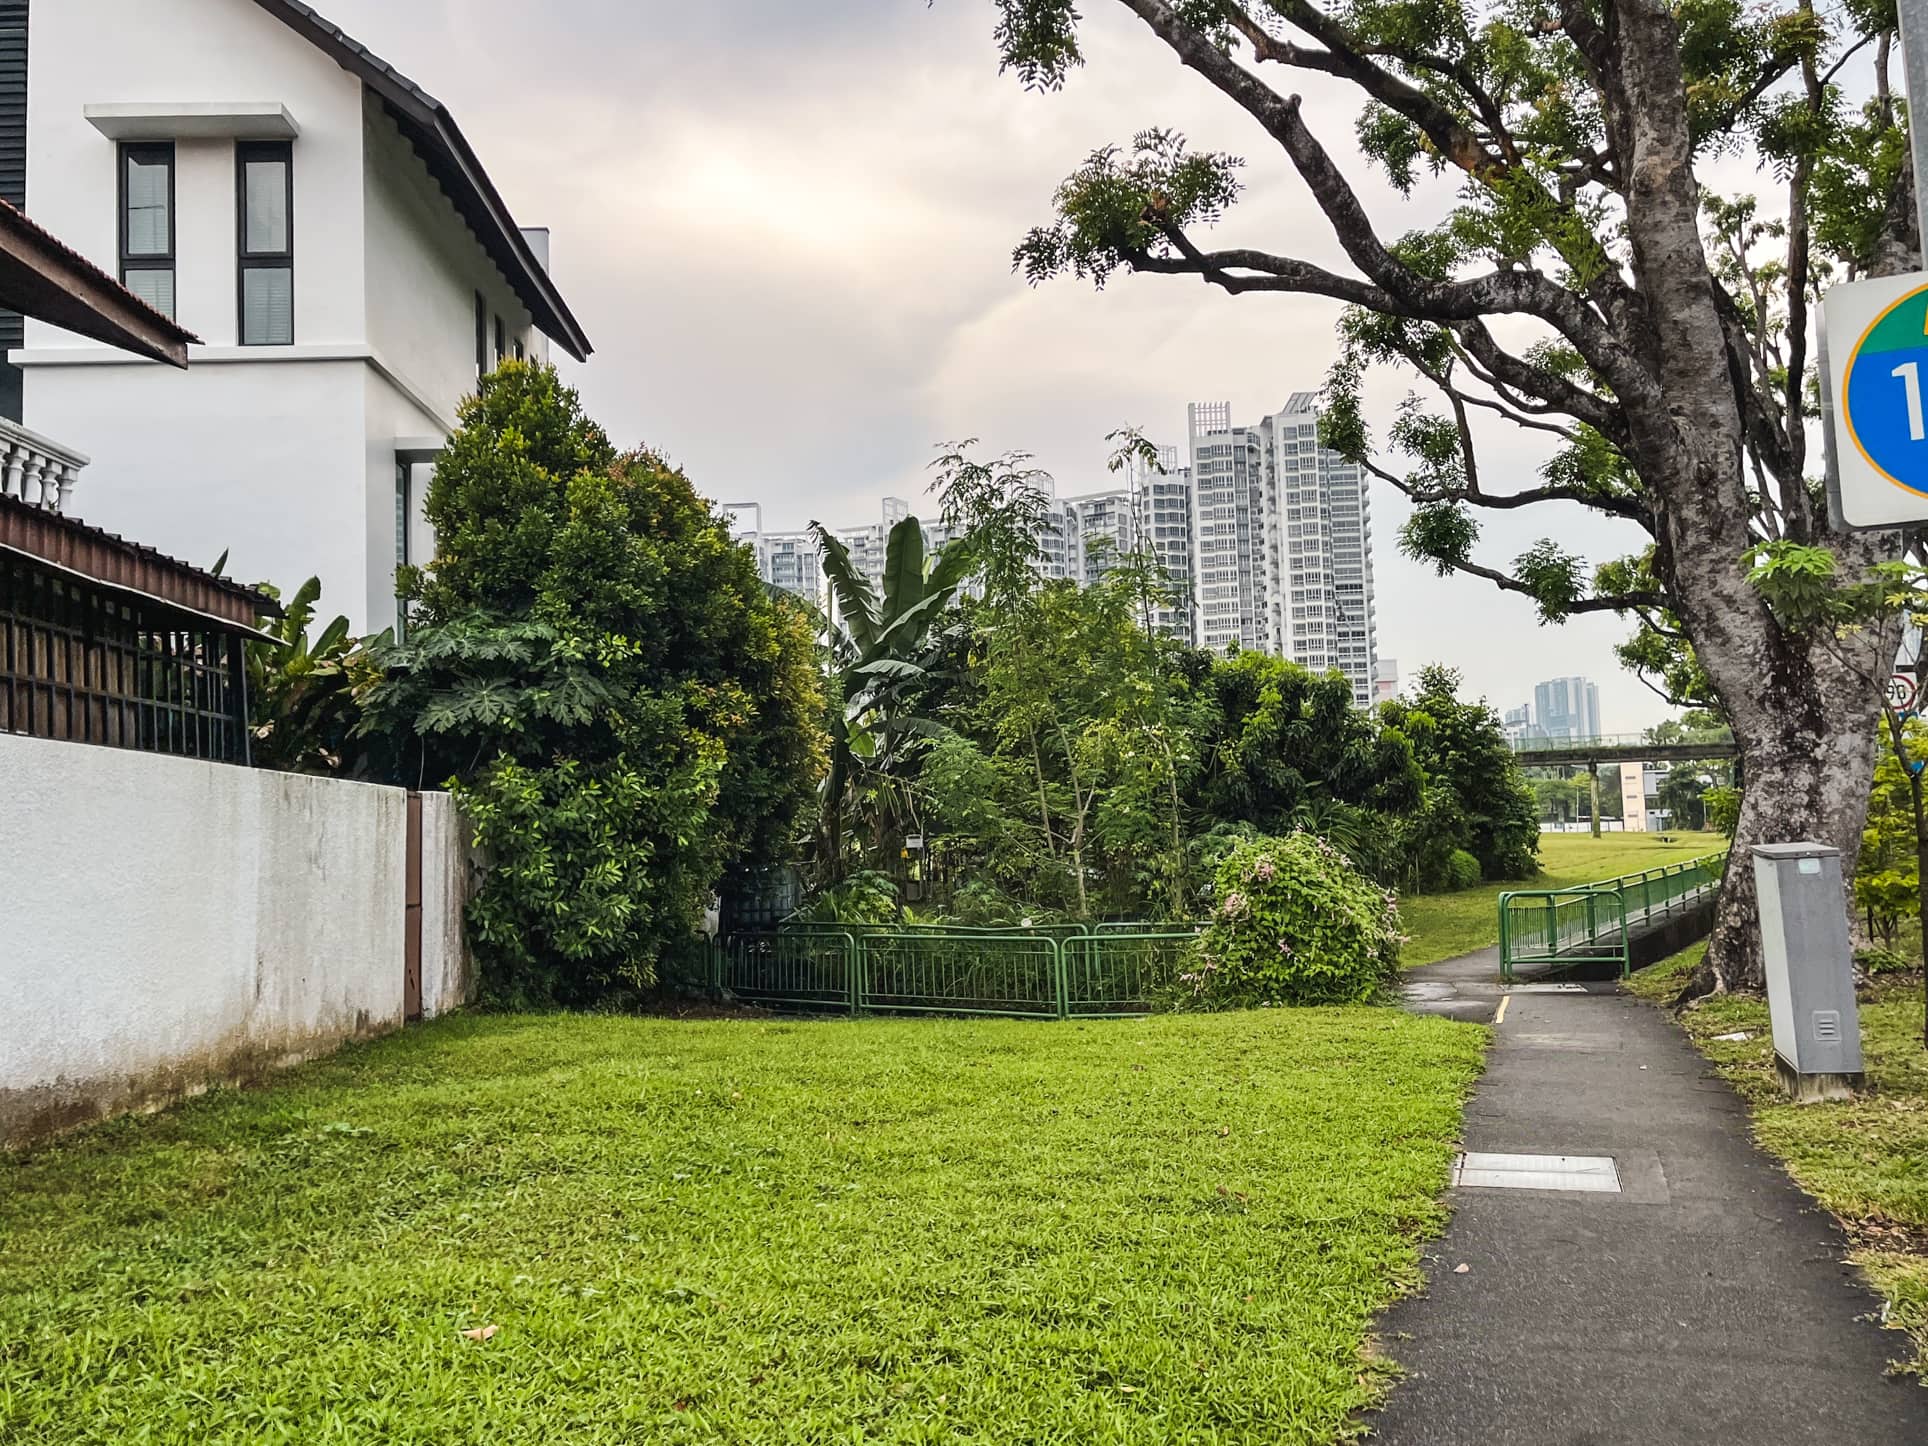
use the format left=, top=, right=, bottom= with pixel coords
left=979, top=0, right=1916, bottom=992
left=363, top=364, right=826, bottom=1004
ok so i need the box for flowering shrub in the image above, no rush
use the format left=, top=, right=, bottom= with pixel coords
left=1182, top=833, right=1403, bottom=1008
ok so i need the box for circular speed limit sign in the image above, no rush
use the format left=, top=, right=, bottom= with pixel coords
left=1887, top=673, right=1919, bottom=712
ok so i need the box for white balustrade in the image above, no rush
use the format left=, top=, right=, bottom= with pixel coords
left=0, top=417, right=88, bottom=513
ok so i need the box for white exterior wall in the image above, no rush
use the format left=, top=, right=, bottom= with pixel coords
left=0, top=734, right=410, bottom=1148
left=21, top=0, right=370, bottom=351
left=15, top=0, right=553, bottom=633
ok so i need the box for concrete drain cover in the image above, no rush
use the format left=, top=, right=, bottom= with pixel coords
left=1509, top=983, right=1588, bottom=994
left=1453, top=1152, right=1621, bottom=1193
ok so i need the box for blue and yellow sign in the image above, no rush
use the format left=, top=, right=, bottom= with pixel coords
left=1824, top=272, right=1928, bottom=527
left=1843, top=281, right=1928, bottom=496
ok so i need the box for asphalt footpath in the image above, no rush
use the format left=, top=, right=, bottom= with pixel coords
left=1375, top=949, right=1925, bottom=1444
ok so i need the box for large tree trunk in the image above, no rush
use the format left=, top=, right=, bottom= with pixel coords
left=1603, top=0, right=1898, bottom=995
left=1699, top=658, right=1889, bottom=991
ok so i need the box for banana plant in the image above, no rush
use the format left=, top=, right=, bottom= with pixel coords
left=811, top=515, right=973, bottom=879
left=243, top=575, right=377, bottom=774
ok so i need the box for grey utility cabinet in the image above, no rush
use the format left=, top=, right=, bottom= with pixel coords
left=1751, top=843, right=1864, bottom=1102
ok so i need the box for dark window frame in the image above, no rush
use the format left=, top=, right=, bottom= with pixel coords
left=117, top=141, right=176, bottom=316
left=475, top=292, right=488, bottom=378
left=235, top=139, right=294, bottom=346
left=394, top=458, right=412, bottom=643
left=495, top=315, right=506, bottom=366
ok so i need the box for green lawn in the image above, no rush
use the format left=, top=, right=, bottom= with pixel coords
left=1629, top=947, right=1928, bottom=1377
left=1400, top=830, right=1729, bottom=968
left=0, top=1008, right=1486, bottom=1444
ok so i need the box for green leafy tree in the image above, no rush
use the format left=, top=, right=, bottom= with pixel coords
left=977, top=0, right=1916, bottom=995
left=363, top=363, right=826, bottom=1005
left=1379, top=666, right=1539, bottom=888
left=811, top=514, right=974, bottom=880
left=242, top=575, right=374, bottom=775
left=1655, top=768, right=1711, bottom=832
left=1187, top=651, right=1422, bottom=878
left=967, top=574, right=1205, bottom=916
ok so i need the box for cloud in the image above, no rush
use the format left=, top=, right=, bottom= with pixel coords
left=312, top=0, right=1675, bottom=731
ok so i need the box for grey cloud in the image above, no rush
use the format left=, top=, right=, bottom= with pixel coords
left=311, top=0, right=1672, bottom=731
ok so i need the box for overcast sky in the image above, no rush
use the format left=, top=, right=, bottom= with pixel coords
left=315, top=0, right=1674, bottom=732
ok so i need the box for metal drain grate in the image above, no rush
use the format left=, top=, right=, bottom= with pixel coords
left=1453, top=1152, right=1622, bottom=1192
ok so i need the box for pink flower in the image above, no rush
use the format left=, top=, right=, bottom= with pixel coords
left=1254, top=858, right=1277, bottom=883
left=1221, top=891, right=1250, bottom=918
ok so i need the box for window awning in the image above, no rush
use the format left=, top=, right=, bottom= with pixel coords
left=84, top=102, right=301, bottom=141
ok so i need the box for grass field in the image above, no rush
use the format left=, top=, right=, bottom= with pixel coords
left=1630, top=947, right=1928, bottom=1377
left=0, top=1008, right=1486, bottom=1444
left=1400, top=831, right=1729, bottom=968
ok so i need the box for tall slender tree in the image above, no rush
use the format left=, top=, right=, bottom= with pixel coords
left=979, top=0, right=1915, bottom=992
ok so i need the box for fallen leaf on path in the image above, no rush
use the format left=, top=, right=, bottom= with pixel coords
left=461, top=1324, right=499, bottom=1342
left=1453, top=1264, right=1471, bottom=1274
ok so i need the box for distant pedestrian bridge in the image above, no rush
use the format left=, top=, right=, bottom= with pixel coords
left=1510, top=732, right=1739, bottom=768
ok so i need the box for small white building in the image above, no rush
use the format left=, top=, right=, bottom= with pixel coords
left=10, top=0, right=592, bottom=633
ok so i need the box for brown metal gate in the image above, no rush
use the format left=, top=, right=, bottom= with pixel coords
left=404, top=792, right=424, bottom=1022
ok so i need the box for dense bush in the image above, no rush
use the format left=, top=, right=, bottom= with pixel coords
left=1184, top=834, right=1403, bottom=1007
left=1379, top=665, right=1540, bottom=888
left=1445, top=848, right=1482, bottom=891
left=362, top=364, right=827, bottom=1005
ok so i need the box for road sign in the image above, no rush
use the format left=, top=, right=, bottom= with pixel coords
left=1888, top=673, right=1920, bottom=712
left=1821, top=271, right=1928, bottom=528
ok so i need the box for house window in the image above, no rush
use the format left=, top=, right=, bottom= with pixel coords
left=236, top=141, right=293, bottom=344
left=394, top=459, right=412, bottom=641
left=475, top=292, right=487, bottom=378
left=118, top=143, right=175, bottom=317
left=495, top=315, right=506, bottom=366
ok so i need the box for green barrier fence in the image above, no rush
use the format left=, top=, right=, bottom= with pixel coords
left=1498, top=852, right=1728, bottom=982
left=719, top=922, right=1205, bottom=1018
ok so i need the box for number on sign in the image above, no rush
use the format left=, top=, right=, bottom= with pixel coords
left=1896, top=361, right=1927, bottom=442
left=1888, top=674, right=1919, bottom=711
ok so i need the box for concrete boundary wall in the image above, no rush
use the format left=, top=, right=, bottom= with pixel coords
left=0, top=733, right=470, bottom=1149
left=418, top=788, right=479, bottom=1019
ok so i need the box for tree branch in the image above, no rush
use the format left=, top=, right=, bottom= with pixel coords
left=1115, top=0, right=1654, bottom=401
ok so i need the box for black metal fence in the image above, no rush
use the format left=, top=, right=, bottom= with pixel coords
left=0, top=557, right=249, bottom=763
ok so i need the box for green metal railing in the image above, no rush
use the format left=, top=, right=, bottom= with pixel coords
left=1498, top=852, right=1727, bottom=982
left=718, top=922, right=1204, bottom=1018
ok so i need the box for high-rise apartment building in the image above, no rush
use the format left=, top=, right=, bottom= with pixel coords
left=1188, top=403, right=1268, bottom=653
left=759, top=532, right=824, bottom=605
left=1533, top=676, right=1602, bottom=741
left=743, top=390, right=1379, bottom=703
left=1063, top=488, right=1138, bottom=587
left=1189, top=395, right=1381, bottom=706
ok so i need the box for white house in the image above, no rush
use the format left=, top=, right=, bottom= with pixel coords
left=8, top=0, right=592, bottom=632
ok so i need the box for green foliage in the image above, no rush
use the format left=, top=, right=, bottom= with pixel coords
left=797, top=870, right=903, bottom=926
left=810, top=505, right=974, bottom=881
left=364, top=363, right=827, bottom=1004
left=461, top=754, right=720, bottom=1007
left=242, top=575, right=375, bottom=775
left=1858, top=715, right=1928, bottom=949
left=1445, top=848, right=1483, bottom=892
left=1703, top=785, right=1743, bottom=838
left=1013, top=131, right=1242, bottom=289
left=1855, top=944, right=1915, bottom=977
left=1187, top=652, right=1422, bottom=881
left=1378, top=665, right=1540, bottom=888
left=1186, top=835, right=1404, bottom=1008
